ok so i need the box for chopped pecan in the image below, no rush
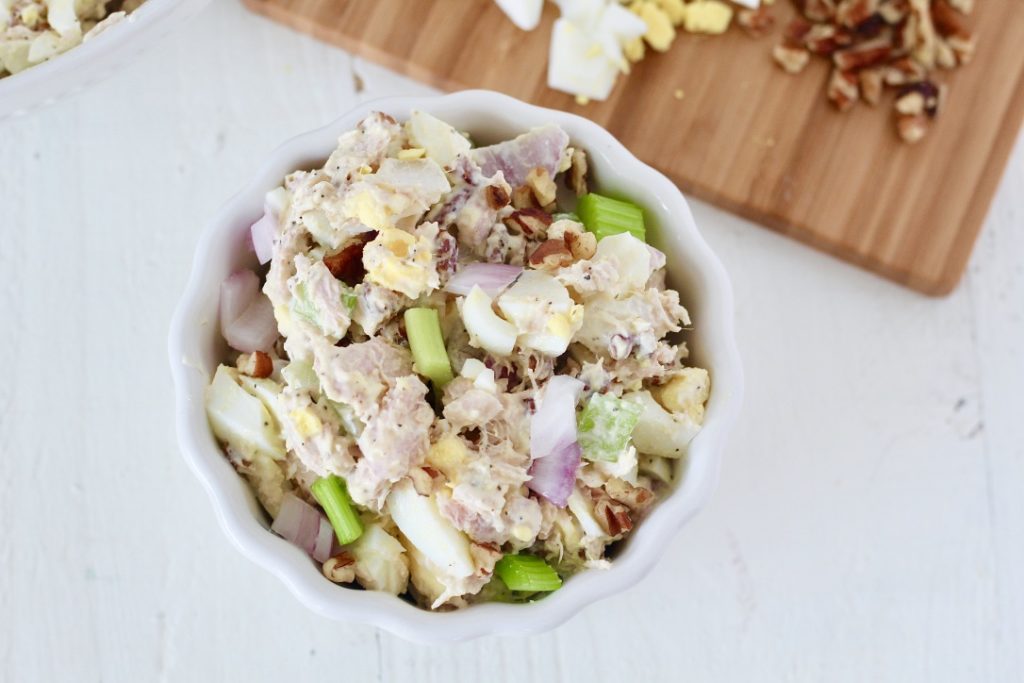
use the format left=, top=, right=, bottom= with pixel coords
left=835, top=0, right=879, bottom=28
left=805, top=24, right=854, bottom=55
left=783, top=17, right=813, bottom=46
left=859, top=67, right=885, bottom=105
left=773, top=44, right=811, bottom=73
left=934, top=37, right=957, bottom=69
left=896, top=112, right=928, bottom=142
left=877, top=0, right=908, bottom=23
left=827, top=68, right=860, bottom=111
left=470, top=542, right=502, bottom=574
left=883, top=56, right=927, bottom=85
left=604, top=479, right=655, bottom=511
left=568, top=148, right=589, bottom=197
left=800, top=0, right=837, bottom=22
left=594, top=497, right=633, bottom=537
left=947, top=0, right=972, bottom=13
left=322, top=553, right=356, bottom=583
left=323, top=233, right=374, bottom=286
left=528, top=239, right=574, bottom=270
left=945, top=34, right=974, bottom=64
left=504, top=208, right=552, bottom=238
left=511, top=185, right=538, bottom=210
left=738, top=7, right=776, bottom=37
left=930, top=0, right=968, bottom=38
left=563, top=229, right=597, bottom=261
left=485, top=184, right=510, bottom=210
left=897, top=80, right=943, bottom=117
left=833, top=36, right=892, bottom=70
left=525, top=167, right=558, bottom=208
left=237, top=351, right=273, bottom=379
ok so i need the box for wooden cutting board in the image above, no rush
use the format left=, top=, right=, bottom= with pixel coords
left=242, top=0, right=1024, bottom=295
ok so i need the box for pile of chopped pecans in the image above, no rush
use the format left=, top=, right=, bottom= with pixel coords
left=771, top=0, right=976, bottom=142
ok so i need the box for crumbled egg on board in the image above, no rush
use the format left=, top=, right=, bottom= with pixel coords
left=494, top=0, right=758, bottom=101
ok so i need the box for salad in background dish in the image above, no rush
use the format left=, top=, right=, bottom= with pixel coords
left=0, top=0, right=143, bottom=77
left=205, top=110, right=711, bottom=610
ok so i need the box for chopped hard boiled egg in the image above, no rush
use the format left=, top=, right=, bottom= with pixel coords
left=623, top=390, right=701, bottom=458
left=206, top=365, right=285, bottom=462
left=362, top=227, right=439, bottom=299
left=405, top=110, right=472, bottom=168
left=496, top=270, right=583, bottom=356
left=460, top=285, right=519, bottom=356
left=682, top=0, right=733, bottom=34
left=493, top=0, right=544, bottom=30
left=387, top=479, right=476, bottom=579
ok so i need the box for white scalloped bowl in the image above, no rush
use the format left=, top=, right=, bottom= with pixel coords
left=168, top=90, right=743, bottom=643
left=0, top=0, right=210, bottom=120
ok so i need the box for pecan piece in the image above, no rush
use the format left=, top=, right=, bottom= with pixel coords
left=835, top=0, right=879, bottom=28
left=322, top=553, right=356, bottom=583
left=896, top=112, right=928, bottom=143
left=237, top=351, right=273, bottom=379
left=594, top=497, right=633, bottom=537
left=897, top=80, right=943, bottom=117
left=485, top=184, right=510, bottom=210
left=563, top=229, right=597, bottom=261
left=827, top=68, right=860, bottom=111
left=526, top=167, right=558, bottom=208
left=511, top=185, right=538, bottom=210
left=800, top=0, right=837, bottom=22
left=859, top=67, right=885, bottom=105
left=930, top=0, right=969, bottom=38
left=568, top=148, right=589, bottom=197
left=946, top=34, right=974, bottom=65
left=738, top=7, right=776, bottom=37
left=504, top=208, right=552, bottom=238
left=805, top=24, right=854, bottom=55
left=604, top=479, right=655, bottom=511
left=783, top=17, right=813, bottom=46
left=323, top=233, right=374, bottom=286
left=528, top=239, right=574, bottom=270
left=773, top=44, right=811, bottom=73
left=877, top=0, right=908, bottom=23
left=883, top=57, right=927, bottom=85
left=832, top=36, right=892, bottom=71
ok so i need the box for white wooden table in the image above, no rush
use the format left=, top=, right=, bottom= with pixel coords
left=2, top=1, right=1021, bottom=679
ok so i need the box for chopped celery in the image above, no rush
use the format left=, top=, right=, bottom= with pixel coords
left=341, top=289, right=358, bottom=312
left=290, top=283, right=356, bottom=327
left=281, top=361, right=320, bottom=392
left=404, top=307, right=454, bottom=387
left=311, top=475, right=364, bottom=544
left=576, top=193, right=645, bottom=242
left=494, top=554, right=562, bottom=592
left=577, top=392, right=643, bottom=462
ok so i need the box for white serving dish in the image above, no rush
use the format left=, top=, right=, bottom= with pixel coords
left=0, top=0, right=210, bottom=120
left=168, top=90, right=744, bottom=643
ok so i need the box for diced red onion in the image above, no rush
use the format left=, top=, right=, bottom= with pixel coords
left=528, top=441, right=581, bottom=508
left=220, top=270, right=279, bottom=353
left=271, top=493, right=336, bottom=562
left=527, top=375, right=584, bottom=507
left=251, top=209, right=276, bottom=265
left=444, top=263, right=523, bottom=297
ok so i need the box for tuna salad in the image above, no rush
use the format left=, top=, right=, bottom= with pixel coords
left=205, top=110, right=711, bottom=609
left=0, top=0, right=143, bottom=78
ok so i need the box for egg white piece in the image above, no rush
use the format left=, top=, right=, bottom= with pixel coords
left=493, top=0, right=545, bottom=30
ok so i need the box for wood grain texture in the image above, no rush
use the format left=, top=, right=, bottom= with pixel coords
left=241, top=0, right=1024, bottom=295
left=3, top=2, right=1024, bottom=679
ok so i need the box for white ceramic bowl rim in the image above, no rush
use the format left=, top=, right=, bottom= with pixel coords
left=168, top=90, right=744, bottom=643
left=0, top=0, right=211, bottom=120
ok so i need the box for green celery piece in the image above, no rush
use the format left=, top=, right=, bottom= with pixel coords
left=494, top=554, right=562, bottom=592
left=404, top=307, right=454, bottom=388
left=290, top=282, right=318, bottom=326
left=576, top=193, right=646, bottom=242
left=311, top=475, right=364, bottom=544
left=577, top=392, right=643, bottom=462
left=281, top=361, right=319, bottom=392
left=341, top=289, right=357, bottom=312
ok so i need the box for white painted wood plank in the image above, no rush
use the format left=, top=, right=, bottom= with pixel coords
left=0, top=0, right=1022, bottom=680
